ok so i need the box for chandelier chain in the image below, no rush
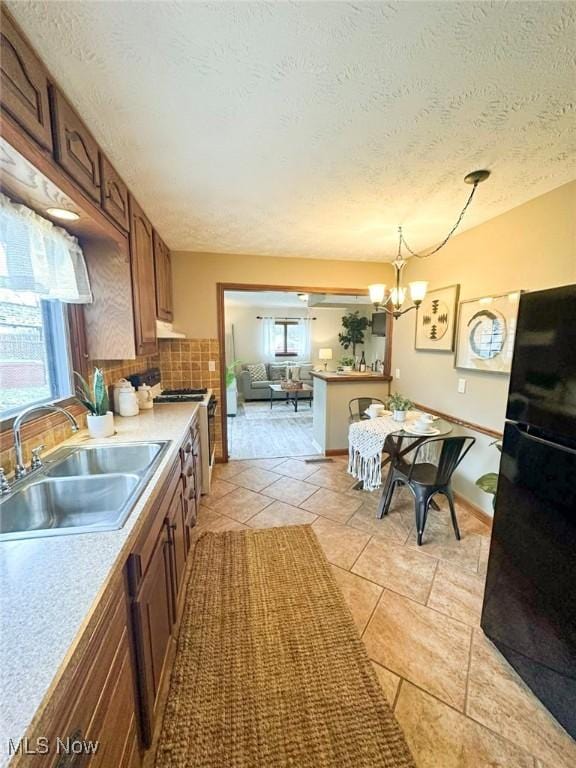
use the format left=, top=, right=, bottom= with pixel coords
left=399, top=181, right=480, bottom=259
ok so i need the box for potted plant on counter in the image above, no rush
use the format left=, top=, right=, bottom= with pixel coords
left=75, top=367, right=115, bottom=438
left=387, top=392, right=413, bottom=422
left=339, top=355, right=355, bottom=373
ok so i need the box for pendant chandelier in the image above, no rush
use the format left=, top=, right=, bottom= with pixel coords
left=369, top=170, right=490, bottom=319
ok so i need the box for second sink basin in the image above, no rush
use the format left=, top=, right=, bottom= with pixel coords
left=0, top=474, right=140, bottom=540
left=46, top=442, right=165, bottom=477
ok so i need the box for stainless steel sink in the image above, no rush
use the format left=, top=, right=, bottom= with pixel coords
left=45, top=442, right=165, bottom=477
left=0, top=475, right=140, bottom=539
left=0, top=440, right=170, bottom=542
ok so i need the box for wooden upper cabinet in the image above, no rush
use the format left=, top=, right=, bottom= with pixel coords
left=153, top=231, right=173, bottom=322
left=49, top=85, right=101, bottom=201
left=100, top=154, right=129, bottom=232
left=0, top=9, right=53, bottom=150
left=129, top=196, right=158, bottom=355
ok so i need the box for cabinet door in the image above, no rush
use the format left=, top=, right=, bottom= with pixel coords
left=129, top=196, right=158, bottom=355
left=50, top=86, right=101, bottom=201
left=167, top=484, right=187, bottom=618
left=0, top=9, right=53, bottom=150
left=100, top=154, right=129, bottom=231
left=153, top=232, right=173, bottom=321
left=132, top=531, right=173, bottom=747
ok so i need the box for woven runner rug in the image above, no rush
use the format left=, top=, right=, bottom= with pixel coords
left=154, top=525, right=415, bottom=768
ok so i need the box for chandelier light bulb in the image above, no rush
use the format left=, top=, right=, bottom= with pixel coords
left=368, top=284, right=386, bottom=305
left=409, top=281, right=428, bottom=303
left=390, top=286, right=407, bottom=308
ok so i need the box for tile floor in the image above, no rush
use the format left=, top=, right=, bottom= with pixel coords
left=195, top=455, right=576, bottom=768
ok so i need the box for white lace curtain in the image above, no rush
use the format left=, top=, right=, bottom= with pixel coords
left=0, top=193, right=92, bottom=303
left=260, top=317, right=276, bottom=360
left=297, top=318, right=312, bottom=359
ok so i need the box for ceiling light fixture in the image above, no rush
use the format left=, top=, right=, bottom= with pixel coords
left=369, top=170, right=490, bottom=319
left=45, top=207, right=80, bottom=221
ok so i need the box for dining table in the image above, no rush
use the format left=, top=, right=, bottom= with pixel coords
left=348, top=410, right=453, bottom=491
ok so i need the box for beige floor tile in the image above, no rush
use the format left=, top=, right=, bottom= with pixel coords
left=347, top=503, right=413, bottom=544
left=300, top=487, right=363, bottom=524
left=194, top=513, right=248, bottom=534
left=371, top=662, right=400, bottom=706
left=395, top=681, right=536, bottom=768
left=205, top=478, right=237, bottom=501
left=405, top=515, right=483, bottom=572
left=272, top=458, right=319, bottom=480
left=311, top=517, right=370, bottom=569
left=466, top=630, right=576, bottom=768
left=330, top=565, right=382, bottom=634
left=212, top=461, right=245, bottom=481
left=477, top=534, right=491, bottom=577
left=307, top=466, right=357, bottom=493
left=243, top=457, right=286, bottom=470
left=230, top=466, right=280, bottom=492
left=352, top=538, right=438, bottom=604
left=204, top=486, right=273, bottom=523
left=363, top=590, right=471, bottom=711
left=247, top=501, right=317, bottom=529
left=262, top=475, right=318, bottom=506
left=427, top=560, right=485, bottom=626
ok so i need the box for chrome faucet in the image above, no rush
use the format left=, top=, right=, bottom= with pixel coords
left=13, top=405, right=80, bottom=481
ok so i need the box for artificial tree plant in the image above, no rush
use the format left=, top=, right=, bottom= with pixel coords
left=338, top=310, right=369, bottom=357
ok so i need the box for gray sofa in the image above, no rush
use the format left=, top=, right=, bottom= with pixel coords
left=237, top=361, right=314, bottom=401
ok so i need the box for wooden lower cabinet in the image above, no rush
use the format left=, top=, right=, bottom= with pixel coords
left=18, top=581, right=140, bottom=768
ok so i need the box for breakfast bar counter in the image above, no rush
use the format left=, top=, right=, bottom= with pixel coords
left=310, top=371, right=391, bottom=454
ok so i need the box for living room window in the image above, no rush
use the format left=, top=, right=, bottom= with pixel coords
left=274, top=320, right=301, bottom=357
left=0, top=193, right=92, bottom=420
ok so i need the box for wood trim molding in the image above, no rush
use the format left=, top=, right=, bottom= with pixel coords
left=310, top=371, right=392, bottom=383
left=454, top=490, right=493, bottom=529
left=413, top=402, right=503, bottom=440
left=216, top=282, right=395, bottom=463
left=324, top=449, right=349, bottom=457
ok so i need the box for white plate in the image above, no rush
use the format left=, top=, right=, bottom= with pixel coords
left=403, top=425, right=440, bottom=436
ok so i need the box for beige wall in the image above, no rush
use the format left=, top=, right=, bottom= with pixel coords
left=171, top=252, right=393, bottom=338
left=393, top=180, right=576, bottom=513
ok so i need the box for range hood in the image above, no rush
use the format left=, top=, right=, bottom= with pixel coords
left=156, top=320, right=186, bottom=339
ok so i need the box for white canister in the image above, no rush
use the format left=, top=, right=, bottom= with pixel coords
left=87, top=411, right=115, bottom=439
left=113, top=379, right=134, bottom=414
left=118, top=389, right=139, bottom=417
left=136, top=384, right=154, bottom=410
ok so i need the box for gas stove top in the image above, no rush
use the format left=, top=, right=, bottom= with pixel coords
left=154, top=387, right=209, bottom=403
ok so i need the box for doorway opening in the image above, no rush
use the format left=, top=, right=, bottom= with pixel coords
left=217, top=284, right=391, bottom=462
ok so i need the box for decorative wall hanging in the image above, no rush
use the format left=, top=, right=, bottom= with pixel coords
left=415, top=284, right=460, bottom=352
left=455, top=291, right=521, bottom=374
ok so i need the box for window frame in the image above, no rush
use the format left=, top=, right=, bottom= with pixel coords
left=274, top=319, right=300, bottom=358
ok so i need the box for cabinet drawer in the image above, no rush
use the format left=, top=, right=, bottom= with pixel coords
left=0, top=9, right=53, bottom=150
left=50, top=86, right=101, bottom=201
left=100, top=154, right=129, bottom=231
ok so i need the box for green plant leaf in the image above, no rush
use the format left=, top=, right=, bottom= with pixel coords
left=475, top=472, right=498, bottom=495
left=92, top=368, right=109, bottom=416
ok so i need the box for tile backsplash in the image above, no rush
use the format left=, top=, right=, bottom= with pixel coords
left=0, top=342, right=224, bottom=476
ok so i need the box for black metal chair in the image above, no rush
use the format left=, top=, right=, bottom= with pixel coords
left=348, top=397, right=386, bottom=423
left=377, top=436, right=476, bottom=545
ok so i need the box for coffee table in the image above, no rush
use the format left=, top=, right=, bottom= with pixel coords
left=269, top=383, right=313, bottom=412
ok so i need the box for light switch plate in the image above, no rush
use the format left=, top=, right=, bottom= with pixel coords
left=395, top=368, right=401, bottom=379
left=457, top=378, right=467, bottom=394
left=208, top=360, right=216, bottom=372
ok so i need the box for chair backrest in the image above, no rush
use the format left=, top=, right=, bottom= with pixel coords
left=348, top=397, right=386, bottom=421
left=412, top=435, right=476, bottom=486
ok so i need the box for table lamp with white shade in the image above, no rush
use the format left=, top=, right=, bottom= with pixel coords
left=318, top=348, right=333, bottom=371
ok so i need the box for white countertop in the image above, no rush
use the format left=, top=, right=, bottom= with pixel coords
left=0, top=403, right=199, bottom=766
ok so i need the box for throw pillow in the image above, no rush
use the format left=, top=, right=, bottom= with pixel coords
left=246, top=363, right=267, bottom=383
left=290, top=365, right=301, bottom=381
left=299, top=364, right=313, bottom=381
left=269, top=363, right=286, bottom=381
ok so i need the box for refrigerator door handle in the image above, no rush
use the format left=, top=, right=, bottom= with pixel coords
left=512, top=422, right=576, bottom=456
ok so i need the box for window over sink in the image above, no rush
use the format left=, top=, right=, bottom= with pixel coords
left=0, top=193, right=92, bottom=420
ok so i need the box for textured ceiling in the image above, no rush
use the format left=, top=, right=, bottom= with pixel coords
left=7, top=1, right=576, bottom=261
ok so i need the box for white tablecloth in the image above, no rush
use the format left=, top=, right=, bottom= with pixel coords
left=348, top=411, right=437, bottom=491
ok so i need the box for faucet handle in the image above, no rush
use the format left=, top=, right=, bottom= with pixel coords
left=30, top=444, right=46, bottom=470
left=0, top=468, right=11, bottom=495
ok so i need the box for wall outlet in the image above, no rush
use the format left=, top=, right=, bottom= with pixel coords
left=457, top=378, right=467, bottom=394
left=395, top=368, right=401, bottom=379
left=208, top=360, right=216, bottom=372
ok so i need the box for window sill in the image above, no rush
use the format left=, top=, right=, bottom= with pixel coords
left=275, top=353, right=298, bottom=358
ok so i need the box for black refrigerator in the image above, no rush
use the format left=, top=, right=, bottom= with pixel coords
left=481, top=283, right=576, bottom=738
